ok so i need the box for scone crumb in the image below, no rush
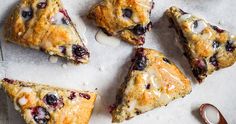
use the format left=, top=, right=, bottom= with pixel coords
left=49, top=56, right=58, bottom=63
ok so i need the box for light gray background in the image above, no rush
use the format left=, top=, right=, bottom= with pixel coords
left=0, top=0, right=236, bottom=124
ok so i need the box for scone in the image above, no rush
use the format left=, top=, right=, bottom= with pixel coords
left=166, top=6, right=236, bottom=82
left=88, top=0, right=154, bottom=45
left=111, top=48, right=192, bottom=123
left=0, top=78, right=96, bottom=124
left=4, top=0, right=89, bottom=64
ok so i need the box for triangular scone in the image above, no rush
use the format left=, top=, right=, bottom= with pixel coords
left=0, top=78, right=96, bottom=124
left=88, top=0, right=154, bottom=45
left=111, top=48, right=191, bottom=122
left=4, top=0, right=89, bottom=64
left=166, top=6, right=236, bottom=82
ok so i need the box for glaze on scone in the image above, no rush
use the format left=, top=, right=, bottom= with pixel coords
left=166, top=6, right=236, bottom=82
left=88, top=0, right=154, bottom=45
left=4, top=0, right=89, bottom=64
left=1, top=78, right=96, bottom=124
left=111, top=48, right=192, bottom=123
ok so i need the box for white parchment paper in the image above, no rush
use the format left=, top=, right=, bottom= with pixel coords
left=0, top=0, right=236, bottom=124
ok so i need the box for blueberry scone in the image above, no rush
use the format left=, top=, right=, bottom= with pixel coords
left=111, top=48, right=192, bottom=123
left=4, top=0, right=89, bottom=64
left=88, top=0, right=154, bottom=45
left=166, top=6, right=236, bottom=82
left=0, top=78, right=96, bottom=124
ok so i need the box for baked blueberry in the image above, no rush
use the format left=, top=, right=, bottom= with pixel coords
left=3, top=78, right=14, bottom=84
left=59, top=46, right=66, bottom=54
left=146, top=84, right=151, bottom=89
left=133, top=55, right=147, bottom=71
left=211, top=25, right=224, bottom=33
left=72, top=45, right=89, bottom=59
left=43, top=93, right=63, bottom=108
left=44, top=93, right=58, bottom=106
left=88, top=0, right=154, bottom=45
left=132, top=25, right=146, bottom=35
left=122, top=8, right=132, bottom=18
left=31, top=106, right=50, bottom=124
left=225, top=40, right=235, bottom=52
left=68, top=91, right=77, bottom=100
left=37, top=2, right=47, bottom=9
left=21, top=8, right=33, bottom=21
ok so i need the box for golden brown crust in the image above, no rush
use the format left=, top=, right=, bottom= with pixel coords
left=1, top=78, right=96, bottom=124
left=88, top=0, right=154, bottom=45
left=111, top=48, right=191, bottom=123
left=166, top=6, right=236, bottom=82
left=4, top=0, right=89, bottom=64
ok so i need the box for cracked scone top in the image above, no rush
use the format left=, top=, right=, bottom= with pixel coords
left=111, top=48, right=191, bottom=123
left=166, top=6, right=236, bottom=82
left=4, top=0, right=89, bottom=64
left=88, top=0, right=154, bottom=45
left=1, top=78, right=96, bottom=124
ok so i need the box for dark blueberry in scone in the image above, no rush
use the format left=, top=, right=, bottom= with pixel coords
left=212, top=41, right=220, bottom=49
left=122, top=8, right=132, bottom=18
left=111, top=48, right=191, bottom=123
left=166, top=6, right=236, bottom=82
left=79, top=93, right=91, bottom=100
left=225, top=40, right=235, bottom=52
left=209, top=54, right=219, bottom=67
left=72, top=45, right=89, bottom=61
left=146, top=84, right=151, bottom=89
left=44, top=93, right=64, bottom=108
left=193, top=20, right=199, bottom=29
left=31, top=106, right=50, bottom=124
left=21, top=8, right=33, bottom=21
left=68, top=91, right=77, bottom=100
left=211, top=25, right=225, bottom=33
left=61, top=17, right=70, bottom=25
left=2, top=78, right=14, bottom=84
left=88, top=0, right=154, bottom=45
left=132, top=49, right=147, bottom=71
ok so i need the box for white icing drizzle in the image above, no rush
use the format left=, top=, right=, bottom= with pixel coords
left=95, top=30, right=121, bottom=47
left=191, top=20, right=208, bottom=34
left=18, top=96, right=28, bottom=106
left=160, top=68, right=183, bottom=85
left=179, top=14, right=192, bottom=22
left=19, top=87, right=33, bottom=93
